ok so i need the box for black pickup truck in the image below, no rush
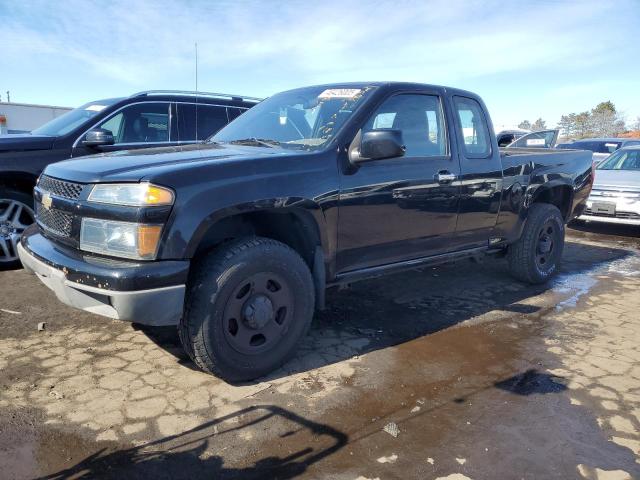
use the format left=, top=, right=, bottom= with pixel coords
left=18, top=82, right=593, bottom=381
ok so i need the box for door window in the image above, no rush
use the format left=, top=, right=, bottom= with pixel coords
left=99, top=113, right=124, bottom=143
left=177, top=104, right=229, bottom=141
left=365, top=94, right=447, bottom=157
left=96, top=102, right=169, bottom=144
left=453, top=96, right=491, bottom=157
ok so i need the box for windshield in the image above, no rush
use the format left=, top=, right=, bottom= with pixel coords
left=597, top=149, right=640, bottom=170
left=211, top=86, right=374, bottom=150
left=32, top=101, right=116, bottom=136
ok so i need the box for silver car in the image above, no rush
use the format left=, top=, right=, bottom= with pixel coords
left=580, top=146, right=640, bottom=225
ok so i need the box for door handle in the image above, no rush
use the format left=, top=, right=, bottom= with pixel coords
left=436, top=171, right=457, bottom=183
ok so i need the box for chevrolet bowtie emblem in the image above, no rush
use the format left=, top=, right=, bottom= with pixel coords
left=42, top=193, right=53, bottom=210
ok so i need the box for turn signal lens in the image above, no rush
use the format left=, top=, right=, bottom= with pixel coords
left=137, top=225, right=163, bottom=258
left=144, top=186, right=174, bottom=205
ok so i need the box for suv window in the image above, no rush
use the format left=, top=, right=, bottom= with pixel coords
left=365, top=94, right=447, bottom=157
left=573, top=141, right=622, bottom=154
left=453, top=96, right=491, bottom=157
left=227, top=107, right=246, bottom=122
left=177, top=104, right=229, bottom=141
left=100, top=113, right=125, bottom=143
left=96, top=102, right=170, bottom=144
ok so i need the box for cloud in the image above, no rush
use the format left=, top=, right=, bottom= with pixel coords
left=0, top=0, right=638, bottom=104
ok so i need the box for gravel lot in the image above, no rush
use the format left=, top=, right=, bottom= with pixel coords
left=0, top=223, right=639, bottom=480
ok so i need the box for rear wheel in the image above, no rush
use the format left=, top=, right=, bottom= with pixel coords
left=0, top=189, right=34, bottom=269
left=507, top=203, right=564, bottom=284
left=179, top=237, right=315, bottom=382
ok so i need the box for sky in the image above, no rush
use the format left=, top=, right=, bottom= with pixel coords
left=1, top=0, right=639, bottom=130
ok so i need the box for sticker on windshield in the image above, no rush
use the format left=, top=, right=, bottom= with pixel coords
left=318, top=89, right=362, bottom=99
left=526, top=138, right=546, bottom=146
left=85, top=104, right=107, bottom=112
left=604, top=143, right=618, bottom=148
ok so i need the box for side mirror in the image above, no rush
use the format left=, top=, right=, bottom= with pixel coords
left=83, top=128, right=115, bottom=147
left=356, top=129, right=405, bottom=162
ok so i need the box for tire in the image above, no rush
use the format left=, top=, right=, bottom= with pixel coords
left=179, top=236, right=315, bottom=382
left=507, top=203, right=565, bottom=284
left=0, top=188, right=35, bottom=270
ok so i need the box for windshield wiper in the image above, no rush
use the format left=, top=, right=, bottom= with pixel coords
left=226, top=137, right=280, bottom=148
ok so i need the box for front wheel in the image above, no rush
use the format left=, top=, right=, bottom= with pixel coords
left=179, top=237, right=315, bottom=382
left=0, top=188, right=35, bottom=269
left=507, top=203, right=565, bottom=284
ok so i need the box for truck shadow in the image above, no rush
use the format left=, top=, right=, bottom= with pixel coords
left=139, top=240, right=633, bottom=383
left=569, top=220, right=640, bottom=239
left=36, top=367, right=638, bottom=479
left=36, top=405, right=348, bottom=480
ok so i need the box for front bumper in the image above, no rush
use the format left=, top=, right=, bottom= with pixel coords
left=578, top=196, right=640, bottom=226
left=18, top=227, right=189, bottom=326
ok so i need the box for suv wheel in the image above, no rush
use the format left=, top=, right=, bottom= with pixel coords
left=507, top=203, right=564, bottom=284
left=179, top=237, right=315, bottom=382
left=0, top=189, right=35, bottom=269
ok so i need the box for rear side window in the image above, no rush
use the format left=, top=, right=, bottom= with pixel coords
left=453, top=96, right=491, bottom=157
left=177, top=104, right=229, bottom=141
left=227, top=107, right=247, bottom=122
left=365, top=93, right=447, bottom=157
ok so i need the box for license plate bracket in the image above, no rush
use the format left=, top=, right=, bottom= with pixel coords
left=592, top=202, right=616, bottom=215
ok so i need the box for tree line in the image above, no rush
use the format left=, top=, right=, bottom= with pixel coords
left=518, top=101, right=640, bottom=140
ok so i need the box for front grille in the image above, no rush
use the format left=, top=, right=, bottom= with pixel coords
left=38, top=175, right=84, bottom=200
left=36, top=204, right=73, bottom=237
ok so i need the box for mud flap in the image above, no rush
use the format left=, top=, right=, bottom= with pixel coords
left=313, top=246, right=326, bottom=311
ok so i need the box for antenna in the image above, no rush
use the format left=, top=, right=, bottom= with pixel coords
left=195, top=42, right=199, bottom=142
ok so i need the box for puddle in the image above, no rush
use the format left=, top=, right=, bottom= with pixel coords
left=552, top=251, right=640, bottom=310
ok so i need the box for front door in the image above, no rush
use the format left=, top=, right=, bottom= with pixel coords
left=72, top=102, right=176, bottom=157
left=336, top=92, right=460, bottom=273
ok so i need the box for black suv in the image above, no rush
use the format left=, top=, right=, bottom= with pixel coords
left=0, top=90, right=260, bottom=266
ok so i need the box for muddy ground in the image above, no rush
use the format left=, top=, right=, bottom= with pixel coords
left=0, top=222, right=639, bottom=480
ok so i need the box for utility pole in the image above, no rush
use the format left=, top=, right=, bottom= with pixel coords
left=6, top=91, right=10, bottom=103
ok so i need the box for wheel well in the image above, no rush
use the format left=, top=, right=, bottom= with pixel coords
left=0, top=172, right=37, bottom=197
left=193, top=209, right=322, bottom=270
left=532, top=185, right=572, bottom=220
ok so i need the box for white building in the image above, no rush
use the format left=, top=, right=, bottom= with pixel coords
left=0, top=102, right=72, bottom=134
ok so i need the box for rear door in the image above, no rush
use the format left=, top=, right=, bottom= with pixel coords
left=336, top=91, right=460, bottom=273
left=72, top=102, right=176, bottom=156
left=448, top=95, right=503, bottom=249
left=176, top=103, right=230, bottom=142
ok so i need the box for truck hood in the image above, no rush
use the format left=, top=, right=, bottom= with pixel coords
left=593, top=169, right=640, bottom=190
left=44, top=143, right=296, bottom=183
left=0, top=134, right=55, bottom=152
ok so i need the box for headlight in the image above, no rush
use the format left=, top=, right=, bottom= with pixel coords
left=88, top=183, right=174, bottom=206
left=80, top=218, right=162, bottom=260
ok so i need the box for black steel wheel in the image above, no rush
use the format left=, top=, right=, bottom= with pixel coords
left=535, top=220, right=558, bottom=270
left=180, top=237, right=315, bottom=382
left=508, top=203, right=564, bottom=284
left=222, top=271, right=294, bottom=356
